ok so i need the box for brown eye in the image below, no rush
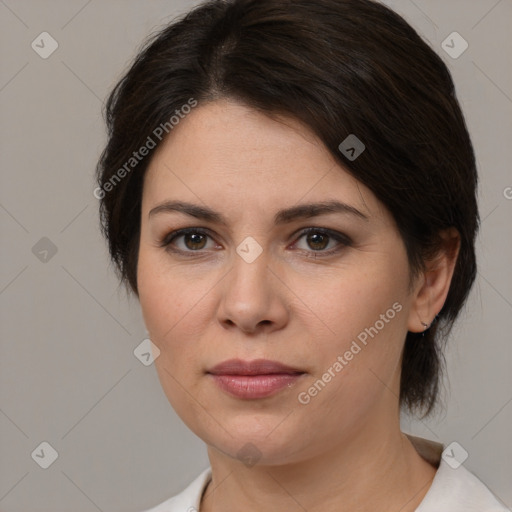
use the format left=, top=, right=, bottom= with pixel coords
left=184, top=232, right=207, bottom=250
left=160, top=228, right=217, bottom=253
left=306, top=232, right=329, bottom=250
left=293, top=228, right=352, bottom=256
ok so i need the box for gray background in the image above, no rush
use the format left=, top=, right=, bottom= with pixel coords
left=1, top=0, right=511, bottom=510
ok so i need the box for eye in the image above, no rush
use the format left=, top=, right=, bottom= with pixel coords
left=292, top=228, right=351, bottom=255
left=160, top=228, right=219, bottom=253
left=159, top=227, right=351, bottom=257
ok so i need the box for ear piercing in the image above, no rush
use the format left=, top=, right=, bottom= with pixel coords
left=421, top=321, right=429, bottom=330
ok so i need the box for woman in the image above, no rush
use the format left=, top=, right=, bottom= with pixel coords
left=96, top=0, right=508, bottom=510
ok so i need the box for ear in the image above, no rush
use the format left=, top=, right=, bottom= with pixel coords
left=407, top=228, right=461, bottom=333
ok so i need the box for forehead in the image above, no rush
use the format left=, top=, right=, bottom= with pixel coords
left=142, top=99, right=381, bottom=219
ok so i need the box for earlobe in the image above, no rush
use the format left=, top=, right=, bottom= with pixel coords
left=407, top=228, right=460, bottom=333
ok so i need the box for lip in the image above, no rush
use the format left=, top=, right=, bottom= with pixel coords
left=208, top=359, right=304, bottom=376
left=207, top=359, right=306, bottom=399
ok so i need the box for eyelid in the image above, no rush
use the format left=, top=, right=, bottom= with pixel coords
left=291, top=226, right=352, bottom=244
left=289, top=227, right=352, bottom=254
left=159, top=227, right=218, bottom=249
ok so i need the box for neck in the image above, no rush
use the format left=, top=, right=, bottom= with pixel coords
left=201, top=419, right=436, bottom=512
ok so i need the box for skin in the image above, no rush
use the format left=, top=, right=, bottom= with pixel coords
left=137, top=99, right=459, bottom=512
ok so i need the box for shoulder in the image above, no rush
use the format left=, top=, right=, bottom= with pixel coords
left=140, top=467, right=212, bottom=512
left=416, top=452, right=509, bottom=511
left=405, top=433, right=509, bottom=511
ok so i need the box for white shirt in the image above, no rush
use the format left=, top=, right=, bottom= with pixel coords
left=141, top=435, right=510, bottom=511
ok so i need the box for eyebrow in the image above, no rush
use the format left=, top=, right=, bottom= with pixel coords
left=148, top=200, right=369, bottom=224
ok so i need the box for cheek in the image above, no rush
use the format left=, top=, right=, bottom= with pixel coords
left=137, top=254, right=209, bottom=425
left=293, top=260, right=409, bottom=404
left=138, top=248, right=198, bottom=337
left=137, top=249, right=217, bottom=381
left=299, top=263, right=408, bottom=350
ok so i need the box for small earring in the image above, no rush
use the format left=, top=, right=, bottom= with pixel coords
left=421, top=321, right=429, bottom=330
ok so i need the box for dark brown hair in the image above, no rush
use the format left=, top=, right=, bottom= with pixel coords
left=96, top=0, right=479, bottom=416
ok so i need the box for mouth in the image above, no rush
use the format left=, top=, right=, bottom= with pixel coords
left=206, top=359, right=306, bottom=399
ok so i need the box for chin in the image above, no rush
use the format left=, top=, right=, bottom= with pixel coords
left=197, top=415, right=312, bottom=467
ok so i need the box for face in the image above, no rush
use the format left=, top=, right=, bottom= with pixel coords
left=137, top=99, right=420, bottom=465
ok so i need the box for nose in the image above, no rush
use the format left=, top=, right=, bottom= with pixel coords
left=216, top=249, right=289, bottom=335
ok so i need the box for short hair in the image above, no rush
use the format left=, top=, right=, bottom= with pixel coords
left=96, top=0, right=479, bottom=417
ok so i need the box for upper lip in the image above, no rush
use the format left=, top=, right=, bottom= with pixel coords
left=207, top=359, right=305, bottom=376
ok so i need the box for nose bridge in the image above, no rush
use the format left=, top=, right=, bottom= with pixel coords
left=228, top=245, right=272, bottom=304
left=217, top=243, right=288, bottom=333
left=229, top=230, right=270, bottom=289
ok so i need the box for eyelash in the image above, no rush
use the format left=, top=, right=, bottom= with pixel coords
left=159, top=227, right=352, bottom=258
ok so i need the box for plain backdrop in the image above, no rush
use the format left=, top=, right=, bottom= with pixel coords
left=1, top=0, right=511, bottom=510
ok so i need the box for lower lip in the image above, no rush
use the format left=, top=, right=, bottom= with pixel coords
left=209, top=373, right=304, bottom=399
